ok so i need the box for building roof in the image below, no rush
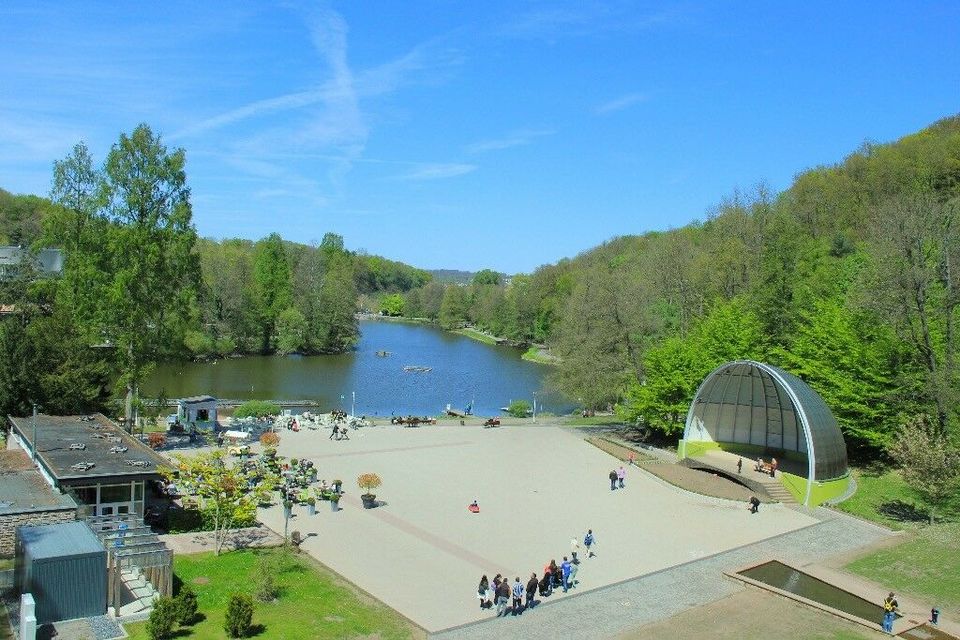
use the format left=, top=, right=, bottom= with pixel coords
left=178, top=395, right=216, bottom=405
left=17, top=521, right=105, bottom=560
left=684, top=360, right=848, bottom=481
left=0, top=451, right=77, bottom=515
left=8, top=414, right=167, bottom=483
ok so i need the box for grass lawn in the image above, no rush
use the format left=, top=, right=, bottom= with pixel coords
left=846, top=523, right=960, bottom=621
left=833, top=467, right=928, bottom=530
left=453, top=327, right=497, bottom=344
left=124, top=548, right=422, bottom=640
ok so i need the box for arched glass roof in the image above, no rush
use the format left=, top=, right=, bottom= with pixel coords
left=683, top=361, right=848, bottom=481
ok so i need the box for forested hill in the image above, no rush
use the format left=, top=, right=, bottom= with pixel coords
left=388, top=114, right=960, bottom=456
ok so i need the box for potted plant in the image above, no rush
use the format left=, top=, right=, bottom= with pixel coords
left=357, top=473, right=382, bottom=509
left=306, top=496, right=316, bottom=515
left=330, top=492, right=341, bottom=512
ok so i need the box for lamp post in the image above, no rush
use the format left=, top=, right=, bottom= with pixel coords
left=31, top=403, right=38, bottom=461
left=532, top=392, right=537, bottom=423
left=351, top=391, right=356, bottom=418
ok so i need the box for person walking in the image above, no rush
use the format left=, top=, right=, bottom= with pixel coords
left=511, top=577, right=524, bottom=615
left=526, top=573, right=538, bottom=609
left=882, top=592, right=899, bottom=633
left=495, top=576, right=510, bottom=617
left=749, top=496, right=760, bottom=514
left=584, top=529, right=596, bottom=558
left=560, top=557, right=572, bottom=593
left=737, top=458, right=743, bottom=474
left=617, top=465, right=626, bottom=488
left=770, top=457, right=778, bottom=478
left=477, top=575, right=489, bottom=609
left=609, top=469, right=618, bottom=490
left=571, top=536, right=581, bottom=564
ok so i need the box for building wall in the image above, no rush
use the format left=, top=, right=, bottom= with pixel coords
left=0, top=509, right=76, bottom=556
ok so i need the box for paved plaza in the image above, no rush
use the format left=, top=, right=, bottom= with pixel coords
left=256, top=423, right=826, bottom=633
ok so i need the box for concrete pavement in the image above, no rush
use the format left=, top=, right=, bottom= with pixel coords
left=256, top=423, right=820, bottom=633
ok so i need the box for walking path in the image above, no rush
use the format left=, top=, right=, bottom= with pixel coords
left=432, top=508, right=894, bottom=640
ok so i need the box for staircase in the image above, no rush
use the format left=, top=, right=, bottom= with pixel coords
left=117, top=567, right=160, bottom=617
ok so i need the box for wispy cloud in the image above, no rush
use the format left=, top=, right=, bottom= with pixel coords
left=595, top=93, right=647, bottom=115
left=500, top=4, right=682, bottom=40
left=396, top=163, right=477, bottom=181
left=466, top=128, right=554, bottom=154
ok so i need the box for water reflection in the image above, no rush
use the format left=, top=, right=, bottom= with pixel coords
left=145, top=319, right=569, bottom=416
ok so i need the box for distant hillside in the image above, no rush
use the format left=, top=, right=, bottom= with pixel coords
left=428, top=269, right=474, bottom=284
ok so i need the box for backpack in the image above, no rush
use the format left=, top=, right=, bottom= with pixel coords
left=584, top=533, right=594, bottom=546
left=513, top=582, right=524, bottom=598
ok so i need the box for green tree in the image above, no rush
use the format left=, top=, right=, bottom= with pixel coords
left=380, top=293, right=405, bottom=316
left=889, top=415, right=960, bottom=523
left=472, top=269, right=501, bottom=286
left=439, top=285, right=468, bottom=329
left=47, top=126, right=200, bottom=428
left=311, top=253, right=359, bottom=352
left=778, top=296, right=903, bottom=453
left=160, top=450, right=274, bottom=555
left=253, top=233, right=292, bottom=352
left=276, top=307, right=308, bottom=354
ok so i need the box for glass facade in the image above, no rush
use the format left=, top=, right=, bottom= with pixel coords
left=67, top=481, right=146, bottom=518
left=685, top=361, right=848, bottom=481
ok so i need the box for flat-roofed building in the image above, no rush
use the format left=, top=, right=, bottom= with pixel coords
left=0, top=450, right=77, bottom=555
left=6, top=414, right=166, bottom=518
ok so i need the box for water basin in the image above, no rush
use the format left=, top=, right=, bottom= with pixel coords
left=737, top=561, right=890, bottom=624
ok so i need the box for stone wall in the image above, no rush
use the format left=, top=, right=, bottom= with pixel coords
left=0, top=509, right=76, bottom=556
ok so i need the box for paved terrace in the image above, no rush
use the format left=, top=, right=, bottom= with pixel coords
left=256, top=424, right=836, bottom=634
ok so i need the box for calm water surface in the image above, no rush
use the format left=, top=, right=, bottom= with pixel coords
left=145, top=320, right=568, bottom=416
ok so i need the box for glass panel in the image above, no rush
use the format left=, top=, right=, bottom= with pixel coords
left=134, top=482, right=144, bottom=500
left=100, top=484, right=132, bottom=503
left=71, top=486, right=98, bottom=505
left=100, top=506, right=114, bottom=516
left=117, top=505, right=130, bottom=514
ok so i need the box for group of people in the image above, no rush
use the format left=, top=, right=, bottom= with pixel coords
left=608, top=465, right=627, bottom=490
left=328, top=424, right=350, bottom=440
left=476, top=529, right=597, bottom=617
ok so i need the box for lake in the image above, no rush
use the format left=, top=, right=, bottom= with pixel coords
left=144, top=319, right=568, bottom=417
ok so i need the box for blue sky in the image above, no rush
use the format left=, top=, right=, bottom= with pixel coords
left=1, top=2, right=958, bottom=273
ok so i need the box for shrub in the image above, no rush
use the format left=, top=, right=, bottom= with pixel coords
left=233, top=401, right=281, bottom=419
left=290, top=458, right=298, bottom=467
left=174, top=586, right=198, bottom=625
left=259, top=432, right=279, bottom=447
left=147, top=432, right=167, bottom=449
left=254, top=556, right=278, bottom=602
left=357, top=473, right=382, bottom=496
left=506, top=399, right=532, bottom=418
left=146, top=596, right=177, bottom=640
left=224, top=593, right=254, bottom=638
